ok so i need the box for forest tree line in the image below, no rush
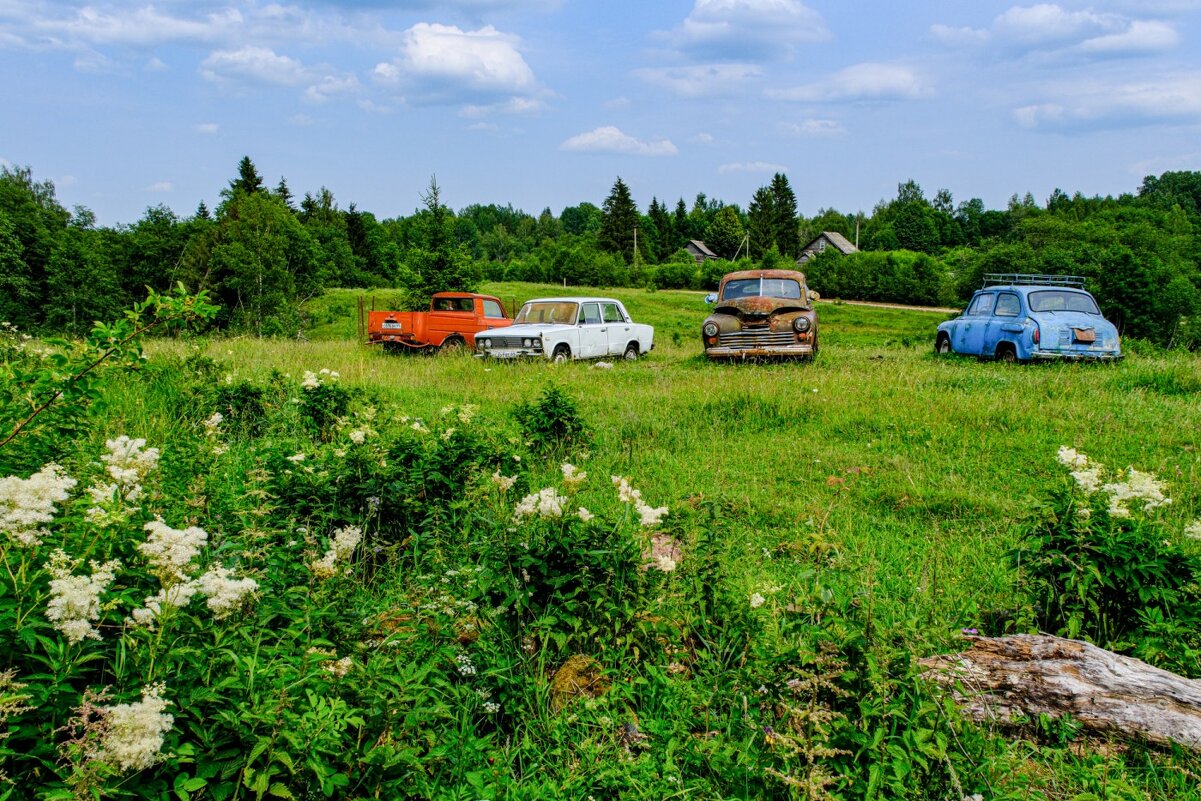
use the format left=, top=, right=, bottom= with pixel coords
left=1, top=157, right=1199, bottom=346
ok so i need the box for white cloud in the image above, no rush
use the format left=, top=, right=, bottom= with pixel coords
left=783, top=119, right=845, bottom=136
left=769, top=63, right=926, bottom=102
left=605, top=96, right=631, bottom=109
left=467, top=121, right=500, bottom=132
left=935, top=4, right=1179, bottom=58
left=288, top=114, right=317, bottom=127
left=357, top=99, right=392, bottom=114
left=145, top=57, right=168, bottom=72
left=37, top=6, right=241, bottom=47
left=305, top=74, right=362, bottom=102
left=56, top=174, right=78, bottom=187
left=634, top=64, right=763, bottom=97
left=201, top=46, right=308, bottom=86
left=1078, top=20, right=1179, bottom=54
left=1014, top=72, right=1201, bottom=129
left=559, top=126, right=678, bottom=156
left=373, top=23, right=540, bottom=106
left=692, top=132, right=715, bottom=144
left=718, top=161, right=787, bottom=174
left=668, top=0, right=829, bottom=61
left=930, top=24, right=990, bottom=46
left=195, top=122, right=219, bottom=134
left=147, top=181, right=173, bottom=193
left=459, top=97, right=544, bottom=117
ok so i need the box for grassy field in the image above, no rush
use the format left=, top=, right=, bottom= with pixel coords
left=18, top=282, right=1201, bottom=799
left=203, top=284, right=1201, bottom=640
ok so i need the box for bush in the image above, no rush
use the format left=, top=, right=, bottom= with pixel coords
left=1011, top=448, right=1201, bottom=676
left=513, top=383, right=588, bottom=455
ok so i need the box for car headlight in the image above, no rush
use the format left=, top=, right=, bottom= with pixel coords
left=703, top=322, right=719, bottom=337
left=523, top=338, right=533, bottom=348
left=792, top=317, right=811, bottom=333
left=480, top=338, right=490, bottom=349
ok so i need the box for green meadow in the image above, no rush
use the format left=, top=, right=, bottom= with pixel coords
left=5, top=282, right=1201, bottom=799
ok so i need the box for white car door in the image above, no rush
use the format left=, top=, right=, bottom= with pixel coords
left=601, top=302, right=631, bottom=355
left=577, top=302, right=607, bottom=358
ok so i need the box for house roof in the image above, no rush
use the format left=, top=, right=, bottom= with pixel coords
left=687, top=239, right=718, bottom=258
left=805, top=231, right=858, bottom=255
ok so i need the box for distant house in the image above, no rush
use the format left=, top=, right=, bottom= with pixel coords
left=685, top=240, right=719, bottom=265
left=798, top=231, right=858, bottom=263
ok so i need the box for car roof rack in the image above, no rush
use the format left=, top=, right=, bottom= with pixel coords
left=982, top=273, right=1085, bottom=288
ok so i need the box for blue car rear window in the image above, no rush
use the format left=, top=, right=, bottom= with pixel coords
left=1029, top=291, right=1099, bottom=314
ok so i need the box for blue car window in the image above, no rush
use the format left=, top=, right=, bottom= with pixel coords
left=995, top=293, right=1020, bottom=317
left=968, top=293, right=995, bottom=316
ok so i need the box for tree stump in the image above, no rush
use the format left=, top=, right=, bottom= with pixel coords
left=919, top=634, right=1201, bottom=750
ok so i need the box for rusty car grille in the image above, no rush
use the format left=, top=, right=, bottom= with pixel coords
left=717, top=330, right=797, bottom=348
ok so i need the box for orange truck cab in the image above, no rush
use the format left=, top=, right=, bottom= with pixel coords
left=367, top=292, right=513, bottom=352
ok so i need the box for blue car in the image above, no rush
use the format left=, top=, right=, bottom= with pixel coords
left=935, top=274, right=1122, bottom=362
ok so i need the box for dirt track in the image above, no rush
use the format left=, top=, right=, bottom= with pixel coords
left=816, top=298, right=960, bottom=314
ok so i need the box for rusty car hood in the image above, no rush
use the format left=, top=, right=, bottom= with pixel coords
left=714, top=295, right=810, bottom=317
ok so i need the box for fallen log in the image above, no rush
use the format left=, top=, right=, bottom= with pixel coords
left=919, top=634, right=1201, bottom=751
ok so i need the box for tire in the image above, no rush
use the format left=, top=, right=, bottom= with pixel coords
left=996, top=344, right=1017, bottom=363
left=935, top=334, right=952, bottom=355
left=622, top=343, right=639, bottom=361
left=438, top=337, right=465, bottom=355
left=552, top=345, right=571, bottom=363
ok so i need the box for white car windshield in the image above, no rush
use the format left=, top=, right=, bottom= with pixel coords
left=722, top=278, right=803, bottom=301
left=513, top=301, right=578, bottom=325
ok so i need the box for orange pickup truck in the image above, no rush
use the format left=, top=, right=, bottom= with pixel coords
left=366, top=292, right=513, bottom=353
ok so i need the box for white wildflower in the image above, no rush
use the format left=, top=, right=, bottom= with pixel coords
left=95, top=684, right=174, bottom=772
left=324, top=656, right=353, bottom=678
left=311, top=526, right=363, bottom=577
left=286, top=453, right=306, bottom=463
left=457, top=405, right=478, bottom=425
left=483, top=701, right=500, bottom=714
left=196, top=566, right=258, bottom=619
left=1056, top=446, right=1089, bottom=469
left=101, top=436, right=160, bottom=486
left=139, top=520, right=207, bottom=582
left=645, top=533, right=681, bottom=573
left=202, top=412, right=224, bottom=437
left=348, top=430, right=367, bottom=445
left=491, top=470, right=516, bottom=492
left=45, top=550, right=120, bottom=643
left=611, top=475, right=669, bottom=527
left=1185, top=520, right=1201, bottom=540
left=442, top=427, right=457, bottom=441
left=513, top=488, right=567, bottom=520
left=0, top=464, right=77, bottom=548
left=455, top=653, right=477, bottom=676
left=301, top=371, right=321, bottom=389
left=128, top=581, right=200, bottom=629
left=577, top=507, right=595, bottom=522
left=410, top=421, right=429, bottom=434
left=1103, top=467, right=1171, bottom=518
left=561, top=463, right=587, bottom=489
left=750, top=592, right=766, bottom=609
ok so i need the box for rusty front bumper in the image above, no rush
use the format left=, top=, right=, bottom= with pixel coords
left=705, top=344, right=815, bottom=360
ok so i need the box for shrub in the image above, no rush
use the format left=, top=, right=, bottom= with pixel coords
left=1011, top=448, right=1201, bottom=676
left=512, top=383, right=588, bottom=455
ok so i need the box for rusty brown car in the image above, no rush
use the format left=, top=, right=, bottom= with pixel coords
left=701, top=269, right=818, bottom=360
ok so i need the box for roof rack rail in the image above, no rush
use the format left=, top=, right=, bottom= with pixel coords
left=982, top=273, right=1085, bottom=288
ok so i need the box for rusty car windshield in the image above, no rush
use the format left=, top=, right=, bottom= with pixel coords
left=1029, top=291, right=1100, bottom=314
left=513, top=301, right=579, bottom=325
left=721, top=278, right=802, bottom=300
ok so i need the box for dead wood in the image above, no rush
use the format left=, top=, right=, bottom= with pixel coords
left=919, top=634, right=1201, bottom=750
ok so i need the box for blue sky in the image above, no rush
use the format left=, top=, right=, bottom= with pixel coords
left=2, top=0, right=1200, bottom=226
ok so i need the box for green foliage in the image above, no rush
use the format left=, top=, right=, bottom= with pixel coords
left=805, top=249, right=955, bottom=306
left=1012, top=453, right=1201, bottom=676
left=512, top=383, right=588, bottom=455
left=0, top=286, right=217, bottom=473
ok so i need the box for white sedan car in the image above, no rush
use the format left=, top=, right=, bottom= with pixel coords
left=475, top=297, right=654, bottom=362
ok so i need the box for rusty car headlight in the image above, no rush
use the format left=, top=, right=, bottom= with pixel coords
left=792, top=317, right=811, bottom=333
left=703, top=322, right=719, bottom=337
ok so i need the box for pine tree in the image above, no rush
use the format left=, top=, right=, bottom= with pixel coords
left=598, top=177, right=639, bottom=261
left=769, top=173, right=800, bottom=258
left=746, top=186, right=776, bottom=259
left=195, top=200, right=211, bottom=220
left=229, top=156, right=265, bottom=196
left=275, top=178, right=295, bottom=211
